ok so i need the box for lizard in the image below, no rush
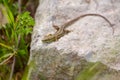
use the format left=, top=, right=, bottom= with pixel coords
left=42, top=13, right=114, bottom=43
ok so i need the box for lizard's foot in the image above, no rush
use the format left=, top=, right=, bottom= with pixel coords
left=64, top=30, right=71, bottom=34
left=53, top=24, right=60, bottom=30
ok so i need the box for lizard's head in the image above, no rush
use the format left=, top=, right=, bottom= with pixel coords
left=42, top=34, right=56, bottom=43
left=42, top=30, right=70, bottom=43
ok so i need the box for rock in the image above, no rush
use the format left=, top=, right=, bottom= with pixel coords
left=28, top=0, right=120, bottom=80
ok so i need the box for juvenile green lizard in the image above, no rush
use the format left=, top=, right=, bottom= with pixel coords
left=42, top=13, right=114, bottom=43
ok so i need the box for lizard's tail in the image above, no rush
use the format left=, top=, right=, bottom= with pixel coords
left=62, top=13, right=115, bottom=34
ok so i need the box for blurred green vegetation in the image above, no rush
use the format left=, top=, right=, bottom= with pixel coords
left=0, top=0, right=35, bottom=79
left=75, top=62, right=107, bottom=80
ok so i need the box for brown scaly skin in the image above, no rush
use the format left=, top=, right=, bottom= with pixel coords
left=42, top=13, right=114, bottom=43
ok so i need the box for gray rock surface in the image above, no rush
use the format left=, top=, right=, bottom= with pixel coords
left=28, top=0, right=120, bottom=80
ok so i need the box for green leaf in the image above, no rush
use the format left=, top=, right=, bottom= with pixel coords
left=75, top=62, right=107, bottom=80
left=18, top=50, right=26, bottom=55
left=2, top=0, right=14, bottom=25
left=0, top=53, right=13, bottom=63
left=0, top=42, right=13, bottom=50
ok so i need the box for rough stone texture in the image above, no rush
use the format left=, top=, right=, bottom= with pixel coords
left=29, top=0, right=120, bottom=80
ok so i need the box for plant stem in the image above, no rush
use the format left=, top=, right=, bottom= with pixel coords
left=9, top=56, right=16, bottom=80
left=9, top=0, right=22, bottom=80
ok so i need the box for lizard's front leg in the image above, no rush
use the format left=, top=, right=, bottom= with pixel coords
left=53, top=24, right=60, bottom=31
left=85, top=0, right=91, bottom=3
